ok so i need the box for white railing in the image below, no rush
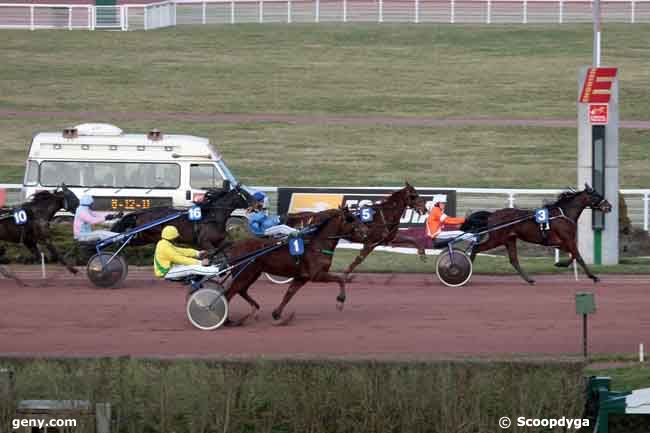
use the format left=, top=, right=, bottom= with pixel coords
left=173, top=0, right=650, bottom=25
left=0, top=1, right=175, bottom=30
left=1, top=0, right=649, bottom=30
left=2, top=183, right=649, bottom=231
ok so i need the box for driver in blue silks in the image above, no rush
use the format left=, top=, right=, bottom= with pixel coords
left=248, top=192, right=297, bottom=238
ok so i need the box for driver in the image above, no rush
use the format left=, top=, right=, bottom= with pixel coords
left=425, top=196, right=467, bottom=242
left=154, top=225, right=221, bottom=279
left=73, top=195, right=121, bottom=242
left=247, top=191, right=297, bottom=238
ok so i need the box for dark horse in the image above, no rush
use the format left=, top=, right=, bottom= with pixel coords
left=286, top=182, right=427, bottom=280
left=111, top=184, right=257, bottom=250
left=221, top=207, right=368, bottom=324
left=461, top=184, right=612, bottom=284
left=0, top=186, right=80, bottom=285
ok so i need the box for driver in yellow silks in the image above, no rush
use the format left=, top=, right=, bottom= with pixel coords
left=154, top=226, right=221, bottom=279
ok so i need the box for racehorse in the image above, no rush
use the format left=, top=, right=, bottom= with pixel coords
left=286, top=182, right=427, bottom=280
left=111, top=184, right=257, bottom=250
left=221, top=207, right=368, bottom=325
left=460, top=184, right=612, bottom=284
left=0, top=186, right=80, bottom=285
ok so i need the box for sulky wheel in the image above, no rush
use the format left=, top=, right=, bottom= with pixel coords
left=87, top=253, right=128, bottom=289
left=435, top=249, right=473, bottom=287
left=186, top=283, right=228, bottom=331
left=264, top=273, right=294, bottom=285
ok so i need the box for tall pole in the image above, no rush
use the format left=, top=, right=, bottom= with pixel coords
left=593, top=0, right=601, bottom=66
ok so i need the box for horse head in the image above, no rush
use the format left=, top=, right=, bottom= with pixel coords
left=583, top=183, right=612, bottom=213
left=402, top=182, right=427, bottom=215
left=58, top=184, right=79, bottom=213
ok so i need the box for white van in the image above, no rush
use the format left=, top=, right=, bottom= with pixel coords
left=22, top=123, right=244, bottom=215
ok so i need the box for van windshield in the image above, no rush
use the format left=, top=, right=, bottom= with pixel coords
left=39, top=161, right=180, bottom=189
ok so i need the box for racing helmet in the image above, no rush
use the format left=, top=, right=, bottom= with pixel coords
left=253, top=191, right=267, bottom=202
left=80, top=195, right=94, bottom=206
left=432, top=195, right=448, bottom=206
left=161, top=225, right=180, bottom=240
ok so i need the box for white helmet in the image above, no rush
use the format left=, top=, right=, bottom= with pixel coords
left=432, top=195, right=447, bottom=205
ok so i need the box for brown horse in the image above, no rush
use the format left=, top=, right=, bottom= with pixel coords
left=0, top=186, right=80, bottom=284
left=111, top=184, right=256, bottom=250
left=221, top=207, right=368, bottom=324
left=286, top=182, right=427, bottom=280
left=461, top=184, right=612, bottom=284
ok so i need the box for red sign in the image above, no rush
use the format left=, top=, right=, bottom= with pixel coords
left=580, top=67, right=617, bottom=103
left=589, top=104, right=609, bottom=124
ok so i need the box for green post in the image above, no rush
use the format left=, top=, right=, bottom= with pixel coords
left=594, top=228, right=602, bottom=265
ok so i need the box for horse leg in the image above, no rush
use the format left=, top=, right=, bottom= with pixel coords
left=271, top=278, right=307, bottom=323
left=566, top=241, right=600, bottom=283
left=311, top=271, right=348, bottom=311
left=224, top=269, right=262, bottom=326
left=391, top=233, right=427, bottom=261
left=343, top=243, right=377, bottom=281
left=0, top=246, right=27, bottom=286
left=504, top=237, right=535, bottom=284
left=43, top=241, right=78, bottom=275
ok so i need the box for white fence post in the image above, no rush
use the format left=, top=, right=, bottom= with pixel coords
left=30, top=5, right=34, bottom=30
left=230, top=0, right=235, bottom=23
left=643, top=193, right=650, bottom=231
left=343, top=0, right=347, bottom=22
left=125, top=5, right=129, bottom=29
left=414, top=0, right=419, bottom=23
left=144, top=6, right=148, bottom=30
left=558, top=0, right=563, bottom=23
left=523, top=0, right=527, bottom=23
left=508, top=193, right=515, bottom=208
left=259, top=0, right=263, bottom=22
left=631, top=0, right=635, bottom=23
left=486, top=0, right=491, bottom=23
left=379, top=0, right=383, bottom=22
left=288, top=0, right=292, bottom=23
left=202, top=1, right=206, bottom=24
left=68, top=6, right=72, bottom=29
left=315, top=0, right=319, bottom=22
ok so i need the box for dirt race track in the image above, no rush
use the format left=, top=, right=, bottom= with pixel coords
left=0, top=270, right=648, bottom=359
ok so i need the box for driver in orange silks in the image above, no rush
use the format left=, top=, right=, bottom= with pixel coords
left=426, top=196, right=467, bottom=242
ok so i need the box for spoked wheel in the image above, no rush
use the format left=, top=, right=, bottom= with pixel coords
left=435, top=249, right=473, bottom=287
left=264, top=273, right=294, bottom=284
left=87, top=253, right=128, bottom=289
left=186, top=283, right=228, bottom=331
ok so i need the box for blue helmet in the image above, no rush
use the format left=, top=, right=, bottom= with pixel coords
left=80, top=195, right=94, bottom=206
left=253, top=191, right=267, bottom=202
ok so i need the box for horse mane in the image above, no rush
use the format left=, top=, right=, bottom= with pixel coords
left=28, top=190, right=55, bottom=203
left=549, top=189, right=581, bottom=207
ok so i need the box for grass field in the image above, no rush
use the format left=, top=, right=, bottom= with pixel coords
left=1, top=118, right=649, bottom=187
left=1, top=25, right=650, bottom=118
left=1, top=25, right=650, bottom=187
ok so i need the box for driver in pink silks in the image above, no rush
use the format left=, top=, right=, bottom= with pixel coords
left=73, top=195, right=121, bottom=242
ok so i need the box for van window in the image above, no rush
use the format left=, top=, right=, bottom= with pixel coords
left=39, top=161, right=180, bottom=189
left=190, top=164, right=224, bottom=189
left=24, top=160, right=39, bottom=186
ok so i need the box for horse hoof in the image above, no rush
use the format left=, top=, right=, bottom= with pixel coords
left=272, top=312, right=295, bottom=326
left=592, top=277, right=600, bottom=283
left=527, top=280, right=535, bottom=285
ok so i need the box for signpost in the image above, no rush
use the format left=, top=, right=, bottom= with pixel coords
left=577, top=67, right=619, bottom=265
left=576, top=292, right=596, bottom=358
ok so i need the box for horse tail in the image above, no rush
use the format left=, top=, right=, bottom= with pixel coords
left=461, top=210, right=492, bottom=233
left=111, top=212, right=139, bottom=233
